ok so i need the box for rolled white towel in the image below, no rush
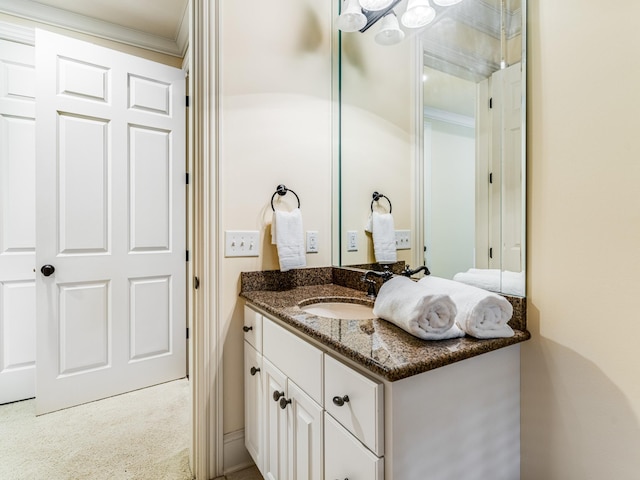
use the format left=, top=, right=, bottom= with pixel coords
left=418, top=276, right=514, bottom=339
left=453, top=268, right=525, bottom=296
left=373, top=276, right=464, bottom=340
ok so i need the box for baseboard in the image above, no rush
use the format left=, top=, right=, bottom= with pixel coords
left=222, top=429, right=253, bottom=475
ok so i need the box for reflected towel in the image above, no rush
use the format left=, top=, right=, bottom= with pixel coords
left=365, top=212, right=397, bottom=264
left=271, top=208, right=306, bottom=272
left=418, top=276, right=514, bottom=339
left=453, top=268, right=525, bottom=296
left=373, top=276, right=464, bottom=340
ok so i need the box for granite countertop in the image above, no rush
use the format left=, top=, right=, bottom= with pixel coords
left=240, top=267, right=531, bottom=382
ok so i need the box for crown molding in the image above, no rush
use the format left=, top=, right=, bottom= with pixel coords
left=424, top=106, right=475, bottom=129
left=0, top=0, right=188, bottom=57
left=0, top=19, right=34, bottom=44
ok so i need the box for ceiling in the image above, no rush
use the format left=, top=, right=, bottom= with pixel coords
left=0, top=0, right=189, bottom=56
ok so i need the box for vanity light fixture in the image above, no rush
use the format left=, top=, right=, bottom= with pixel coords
left=374, top=12, right=405, bottom=45
left=432, top=0, right=463, bottom=5
left=337, top=0, right=367, bottom=32
left=401, top=0, right=436, bottom=29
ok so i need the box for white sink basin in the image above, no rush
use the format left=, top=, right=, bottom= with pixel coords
left=300, top=302, right=375, bottom=320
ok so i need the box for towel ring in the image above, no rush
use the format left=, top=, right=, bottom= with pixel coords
left=371, top=191, right=392, bottom=213
left=271, top=184, right=301, bottom=211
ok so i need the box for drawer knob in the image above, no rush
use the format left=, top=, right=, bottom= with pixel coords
left=250, top=366, right=260, bottom=376
left=279, top=397, right=292, bottom=410
left=332, top=395, right=350, bottom=407
left=273, top=390, right=285, bottom=402
left=243, top=325, right=253, bottom=332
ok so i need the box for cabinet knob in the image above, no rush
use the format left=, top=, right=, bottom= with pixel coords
left=279, top=397, right=292, bottom=410
left=273, top=390, right=285, bottom=402
left=243, top=325, right=253, bottom=332
left=250, top=366, right=260, bottom=376
left=332, top=395, right=350, bottom=407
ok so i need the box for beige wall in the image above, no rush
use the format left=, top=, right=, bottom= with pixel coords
left=0, top=12, right=182, bottom=67
left=218, top=0, right=333, bottom=434
left=522, top=1, right=640, bottom=478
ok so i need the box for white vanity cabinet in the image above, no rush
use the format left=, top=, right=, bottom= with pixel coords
left=244, top=305, right=521, bottom=480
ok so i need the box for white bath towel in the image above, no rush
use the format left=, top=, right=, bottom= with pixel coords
left=271, top=208, right=306, bottom=272
left=453, top=268, right=525, bottom=296
left=365, top=211, right=397, bottom=264
left=373, top=276, right=464, bottom=340
left=418, top=276, right=514, bottom=339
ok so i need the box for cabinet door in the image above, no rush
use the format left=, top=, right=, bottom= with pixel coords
left=264, top=358, right=289, bottom=480
left=244, top=341, right=264, bottom=474
left=324, top=413, right=383, bottom=480
left=287, top=380, right=323, bottom=480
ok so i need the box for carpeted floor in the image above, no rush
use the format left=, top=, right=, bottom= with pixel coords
left=0, top=378, right=192, bottom=480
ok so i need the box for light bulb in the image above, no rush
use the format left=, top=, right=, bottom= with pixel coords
left=374, top=12, right=405, bottom=46
left=401, top=0, right=436, bottom=28
left=337, top=0, right=367, bottom=32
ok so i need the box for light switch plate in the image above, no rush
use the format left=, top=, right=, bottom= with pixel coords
left=395, top=230, right=411, bottom=250
left=225, top=231, right=259, bottom=257
left=306, top=231, right=319, bottom=253
left=347, top=231, right=358, bottom=252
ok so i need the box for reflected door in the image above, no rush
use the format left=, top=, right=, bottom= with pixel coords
left=35, top=30, right=186, bottom=414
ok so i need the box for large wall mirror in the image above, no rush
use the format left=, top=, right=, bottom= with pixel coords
left=334, top=0, right=526, bottom=296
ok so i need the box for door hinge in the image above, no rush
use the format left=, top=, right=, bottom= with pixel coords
left=194, top=276, right=200, bottom=289
left=489, top=172, right=493, bottom=184
left=186, top=327, right=189, bottom=339
left=186, top=250, right=189, bottom=262
left=489, top=247, right=493, bottom=259
left=186, top=172, right=189, bottom=185
left=186, top=95, right=189, bottom=107
left=489, top=97, right=493, bottom=109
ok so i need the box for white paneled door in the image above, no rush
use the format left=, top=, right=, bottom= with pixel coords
left=0, top=39, right=37, bottom=405
left=35, top=30, right=186, bottom=414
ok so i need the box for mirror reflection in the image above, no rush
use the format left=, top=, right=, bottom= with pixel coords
left=336, top=0, right=526, bottom=296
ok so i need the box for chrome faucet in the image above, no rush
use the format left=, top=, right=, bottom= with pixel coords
left=362, top=268, right=394, bottom=299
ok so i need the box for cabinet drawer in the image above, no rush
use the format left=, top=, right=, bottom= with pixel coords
left=325, top=413, right=384, bottom=480
left=243, top=305, right=263, bottom=352
left=263, top=317, right=323, bottom=404
left=324, top=354, right=384, bottom=456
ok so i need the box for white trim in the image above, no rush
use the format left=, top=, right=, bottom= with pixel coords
left=190, top=0, right=222, bottom=478
left=412, top=35, right=425, bottom=271
left=222, top=430, right=253, bottom=475
left=0, top=0, right=186, bottom=57
left=176, top=2, right=190, bottom=58
left=423, top=106, right=475, bottom=129
left=0, top=19, right=34, bottom=44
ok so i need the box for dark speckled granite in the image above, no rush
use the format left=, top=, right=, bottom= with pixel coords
left=240, top=267, right=530, bottom=382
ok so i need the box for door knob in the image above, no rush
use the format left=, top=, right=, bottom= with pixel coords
left=243, top=325, right=253, bottom=332
left=40, top=264, right=55, bottom=277
left=279, top=397, right=292, bottom=410
left=273, top=390, right=285, bottom=402
left=250, top=366, right=260, bottom=376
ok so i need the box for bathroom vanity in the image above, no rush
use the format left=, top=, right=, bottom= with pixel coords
left=241, top=267, right=529, bottom=480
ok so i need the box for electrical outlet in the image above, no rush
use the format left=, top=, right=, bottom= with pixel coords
left=347, top=230, right=358, bottom=252
left=306, top=231, right=318, bottom=253
left=225, top=231, right=259, bottom=257
left=395, top=230, right=411, bottom=250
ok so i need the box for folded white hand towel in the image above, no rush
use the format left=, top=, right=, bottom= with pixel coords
left=271, top=208, right=306, bottom=272
left=418, top=276, right=514, bottom=339
left=453, top=268, right=525, bottom=296
left=365, top=211, right=397, bottom=264
left=373, top=276, right=464, bottom=340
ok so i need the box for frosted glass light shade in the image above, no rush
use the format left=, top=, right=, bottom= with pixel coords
left=401, top=0, right=436, bottom=28
left=375, top=12, right=405, bottom=45
left=337, top=0, right=367, bottom=32
left=360, top=0, right=394, bottom=12
left=432, top=0, right=463, bottom=5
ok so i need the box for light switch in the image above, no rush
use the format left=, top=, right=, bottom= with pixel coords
left=395, top=230, right=411, bottom=250
left=347, top=231, right=358, bottom=252
left=306, top=231, right=319, bottom=253
left=225, top=231, right=259, bottom=257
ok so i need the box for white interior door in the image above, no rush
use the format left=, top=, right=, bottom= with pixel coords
left=35, top=30, right=186, bottom=414
left=0, top=39, right=36, bottom=404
